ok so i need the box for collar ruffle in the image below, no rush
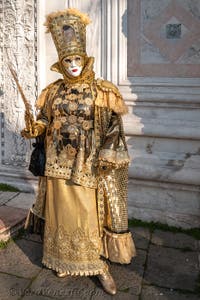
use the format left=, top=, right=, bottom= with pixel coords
left=50, top=56, right=95, bottom=85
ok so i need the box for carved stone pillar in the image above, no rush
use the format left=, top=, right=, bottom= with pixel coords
left=0, top=0, right=37, bottom=190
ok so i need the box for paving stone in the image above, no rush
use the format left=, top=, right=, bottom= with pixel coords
left=0, top=206, right=28, bottom=241
left=23, top=232, right=43, bottom=244
left=0, top=239, right=42, bottom=278
left=0, top=273, right=30, bottom=300
left=151, top=230, right=200, bottom=251
left=6, top=192, right=35, bottom=210
left=130, top=227, right=151, bottom=250
left=144, top=245, right=199, bottom=292
left=22, top=297, right=54, bottom=300
left=30, top=268, right=98, bottom=299
left=30, top=261, right=142, bottom=300
left=141, top=285, right=200, bottom=300
left=22, top=297, right=57, bottom=300
left=0, top=192, right=19, bottom=206
left=91, top=287, right=139, bottom=300
left=109, top=249, right=146, bottom=296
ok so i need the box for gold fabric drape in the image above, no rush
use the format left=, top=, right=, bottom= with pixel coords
left=42, top=178, right=107, bottom=276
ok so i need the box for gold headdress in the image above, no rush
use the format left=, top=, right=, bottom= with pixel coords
left=44, top=8, right=91, bottom=60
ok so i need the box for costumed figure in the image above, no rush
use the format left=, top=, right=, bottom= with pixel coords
left=22, top=8, right=136, bottom=295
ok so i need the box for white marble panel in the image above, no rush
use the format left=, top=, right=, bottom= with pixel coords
left=124, top=104, right=200, bottom=139
left=127, top=136, right=200, bottom=185
left=0, top=165, right=37, bottom=192
left=128, top=179, right=200, bottom=229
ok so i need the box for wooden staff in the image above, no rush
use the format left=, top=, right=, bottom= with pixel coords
left=6, top=51, right=34, bottom=130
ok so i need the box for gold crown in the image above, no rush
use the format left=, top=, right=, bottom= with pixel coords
left=44, top=8, right=91, bottom=60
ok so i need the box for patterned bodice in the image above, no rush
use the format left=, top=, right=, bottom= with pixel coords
left=44, top=82, right=98, bottom=188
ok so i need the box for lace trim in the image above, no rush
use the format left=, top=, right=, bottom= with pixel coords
left=44, top=225, right=101, bottom=258
left=44, top=168, right=97, bottom=188
left=43, top=225, right=105, bottom=275
left=102, top=228, right=136, bottom=264
left=98, top=149, right=130, bottom=168
left=42, top=256, right=106, bottom=276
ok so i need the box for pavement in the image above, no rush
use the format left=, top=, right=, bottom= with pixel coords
left=0, top=191, right=200, bottom=300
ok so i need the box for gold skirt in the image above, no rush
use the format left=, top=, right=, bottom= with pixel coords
left=42, top=177, right=106, bottom=276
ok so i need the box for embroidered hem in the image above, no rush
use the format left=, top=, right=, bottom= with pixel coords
left=42, top=256, right=107, bottom=276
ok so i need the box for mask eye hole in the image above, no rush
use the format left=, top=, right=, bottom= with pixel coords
left=65, top=58, right=71, bottom=64
left=75, top=57, right=81, bottom=61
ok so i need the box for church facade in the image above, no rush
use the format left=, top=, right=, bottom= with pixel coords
left=0, top=0, right=200, bottom=228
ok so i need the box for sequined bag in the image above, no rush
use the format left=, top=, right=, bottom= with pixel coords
left=29, top=135, right=46, bottom=176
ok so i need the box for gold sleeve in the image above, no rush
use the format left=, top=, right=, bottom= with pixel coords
left=98, top=112, right=130, bottom=168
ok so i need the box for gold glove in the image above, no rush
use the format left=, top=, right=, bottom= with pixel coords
left=21, top=121, right=46, bottom=139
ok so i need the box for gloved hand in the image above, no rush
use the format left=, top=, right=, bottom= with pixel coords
left=21, top=128, right=33, bottom=139
left=21, top=121, right=46, bottom=139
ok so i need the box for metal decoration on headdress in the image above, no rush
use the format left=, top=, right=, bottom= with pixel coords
left=44, top=8, right=91, bottom=61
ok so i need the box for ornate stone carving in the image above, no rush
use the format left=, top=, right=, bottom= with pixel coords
left=0, top=0, right=37, bottom=166
left=166, top=23, right=182, bottom=39
left=128, top=0, right=200, bottom=77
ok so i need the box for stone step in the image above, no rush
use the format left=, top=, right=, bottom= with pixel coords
left=0, top=205, right=28, bottom=242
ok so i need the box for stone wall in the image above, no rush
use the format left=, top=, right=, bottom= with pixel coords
left=126, top=0, right=200, bottom=228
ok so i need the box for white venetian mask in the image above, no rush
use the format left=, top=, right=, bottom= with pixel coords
left=62, top=55, right=84, bottom=77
